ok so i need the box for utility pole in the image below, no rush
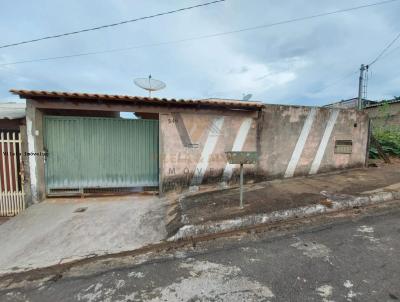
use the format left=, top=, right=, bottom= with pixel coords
left=357, top=64, right=367, bottom=110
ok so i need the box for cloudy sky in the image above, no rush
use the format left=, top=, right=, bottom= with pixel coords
left=0, top=0, right=399, bottom=106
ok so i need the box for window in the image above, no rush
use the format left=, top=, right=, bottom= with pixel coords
left=334, top=140, right=352, bottom=154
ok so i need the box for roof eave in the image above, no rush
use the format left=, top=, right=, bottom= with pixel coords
left=10, top=89, right=263, bottom=111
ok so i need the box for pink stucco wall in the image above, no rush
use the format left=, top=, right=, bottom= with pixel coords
left=160, top=105, right=369, bottom=193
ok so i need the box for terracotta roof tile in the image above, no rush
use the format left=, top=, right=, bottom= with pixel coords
left=10, top=89, right=263, bottom=110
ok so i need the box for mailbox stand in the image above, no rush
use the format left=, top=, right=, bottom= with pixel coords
left=225, top=151, right=258, bottom=209
left=239, top=163, right=244, bottom=208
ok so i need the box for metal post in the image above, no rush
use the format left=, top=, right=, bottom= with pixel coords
left=357, top=64, right=365, bottom=110
left=239, top=163, right=244, bottom=209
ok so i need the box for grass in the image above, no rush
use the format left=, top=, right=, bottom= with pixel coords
left=370, top=126, right=400, bottom=158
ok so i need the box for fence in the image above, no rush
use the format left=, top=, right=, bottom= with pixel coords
left=0, top=131, right=25, bottom=216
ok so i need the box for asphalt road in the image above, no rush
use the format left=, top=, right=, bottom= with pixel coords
left=2, top=206, right=400, bottom=302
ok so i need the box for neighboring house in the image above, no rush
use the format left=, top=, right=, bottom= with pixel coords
left=364, top=98, right=400, bottom=128
left=10, top=89, right=369, bottom=208
left=0, top=102, right=26, bottom=216
left=324, top=97, right=377, bottom=109
left=0, top=102, right=26, bottom=131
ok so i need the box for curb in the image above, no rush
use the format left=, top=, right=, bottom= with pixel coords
left=168, top=190, right=400, bottom=241
left=1, top=190, right=399, bottom=287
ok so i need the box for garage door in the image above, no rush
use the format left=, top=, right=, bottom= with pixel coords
left=44, top=116, right=159, bottom=194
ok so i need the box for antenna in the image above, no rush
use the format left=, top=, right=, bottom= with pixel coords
left=134, top=74, right=166, bottom=97
left=242, top=93, right=252, bottom=101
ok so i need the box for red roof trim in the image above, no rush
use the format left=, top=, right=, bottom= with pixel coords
left=10, top=89, right=263, bottom=110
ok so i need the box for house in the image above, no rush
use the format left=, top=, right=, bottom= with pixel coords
left=0, top=102, right=26, bottom=131
left=324, top=96, right=400, bottom=128
left=324, top=97, right=377, bottom=109
left=0, top=102, right=26, bottom=216
left=10, top=89, right=369, bottom=207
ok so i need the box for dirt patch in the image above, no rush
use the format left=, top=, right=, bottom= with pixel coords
left=180, top=164, right=400, bottom=225
left=182, top=187, right=323, bottom=225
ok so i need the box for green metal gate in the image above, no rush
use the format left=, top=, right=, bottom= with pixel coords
left=44, top=116, right=159, bottom=194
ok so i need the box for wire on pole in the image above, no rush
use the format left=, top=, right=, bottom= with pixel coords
left=0, top=0, right=226, bottom=49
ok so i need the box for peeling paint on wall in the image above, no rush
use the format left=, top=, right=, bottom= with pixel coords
left=160, top=106, right=368, bottom=192
left=258, top=106, right=368, bottom=183
left=281, top=106, right=305, bottom=122
left=160, top=112, right=257, bottom=191
left=309, top=109, right=339, bottom=174
left=222, top=118, right=253, bottom=182
left=26, top=118, right=38, bottom=203
left=284, top=108, right=317, bottom=178
left=190, top=116, right=224, bottom=187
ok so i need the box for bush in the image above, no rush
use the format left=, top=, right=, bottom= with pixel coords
left=370, top=126, right=400, bottom=158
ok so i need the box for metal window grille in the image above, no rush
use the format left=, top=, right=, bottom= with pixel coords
left=334, top=140, right=353, bottom=154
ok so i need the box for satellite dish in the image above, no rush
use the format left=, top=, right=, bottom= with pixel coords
left=242, top=93, right=252, bottom=101
left=134, top=75, right=166, bottom=97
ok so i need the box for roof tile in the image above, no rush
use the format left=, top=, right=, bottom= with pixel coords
left=10, top=89, right=263, bottom=110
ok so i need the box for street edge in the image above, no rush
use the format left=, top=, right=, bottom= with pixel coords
left=0, top=190, right=398, bottom=286
left=168, top=190, right=400, bottom=241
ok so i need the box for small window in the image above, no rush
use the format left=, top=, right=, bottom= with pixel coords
left=335, top=140, right=352, bottom=154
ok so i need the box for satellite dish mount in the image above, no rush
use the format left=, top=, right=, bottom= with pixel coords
left=242, top=93, right=253, bottom=101
left=134, top=75, right=166, bottom=97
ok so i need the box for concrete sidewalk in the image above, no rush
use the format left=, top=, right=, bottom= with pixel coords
left=170, top=163, right=400, bottom=237
left=1, top=164, right=399, bottom=277
left=0, top=195, right=167, bottom=276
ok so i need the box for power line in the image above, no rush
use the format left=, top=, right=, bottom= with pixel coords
left=368, top=31, right=400, bottom=66
left=0, top=0, right=398, bottom=66
left=0, top=0, right=226, bottom=49
left=355, top=30, right=400, bottom=104
left=319, top=70, right=359, bottom=92
left=381, top=44, right=400, bottom=59
left=320, top=25, right=400, bottom=96
left=0, top=0, right=399, bottom=66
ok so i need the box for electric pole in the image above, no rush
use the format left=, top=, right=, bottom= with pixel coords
left=357, top=64, right=367, bottom=110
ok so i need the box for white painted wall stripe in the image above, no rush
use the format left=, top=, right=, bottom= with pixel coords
left=222, top=118, right=253, bottom=182
left=309, top=109, right=339, bottom=175
left=284, top=108, right=317, bottom=178
left=190, top=116, right=225, bottom=186
left=26, top=118, right=38, bottom=202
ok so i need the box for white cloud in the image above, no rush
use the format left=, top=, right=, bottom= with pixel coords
left=0, top=0, right=399, bottom=105
left=205, top=55, right=300, bottom=97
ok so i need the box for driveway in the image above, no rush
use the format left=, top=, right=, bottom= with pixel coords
left=0, top=217, right=9, bottom=225
left=0, top=195, right=167, bottom=275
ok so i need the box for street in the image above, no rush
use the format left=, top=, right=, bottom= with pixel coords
left=1, top=0, right=400, bottom=301
left=1, top=203, right=399, bottom=301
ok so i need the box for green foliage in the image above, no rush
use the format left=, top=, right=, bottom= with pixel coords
left=378, top=101, right=390, bottom=119
left=369, top=126, right=400, bottom=158
left=369, top=146, right=379, bottom=159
